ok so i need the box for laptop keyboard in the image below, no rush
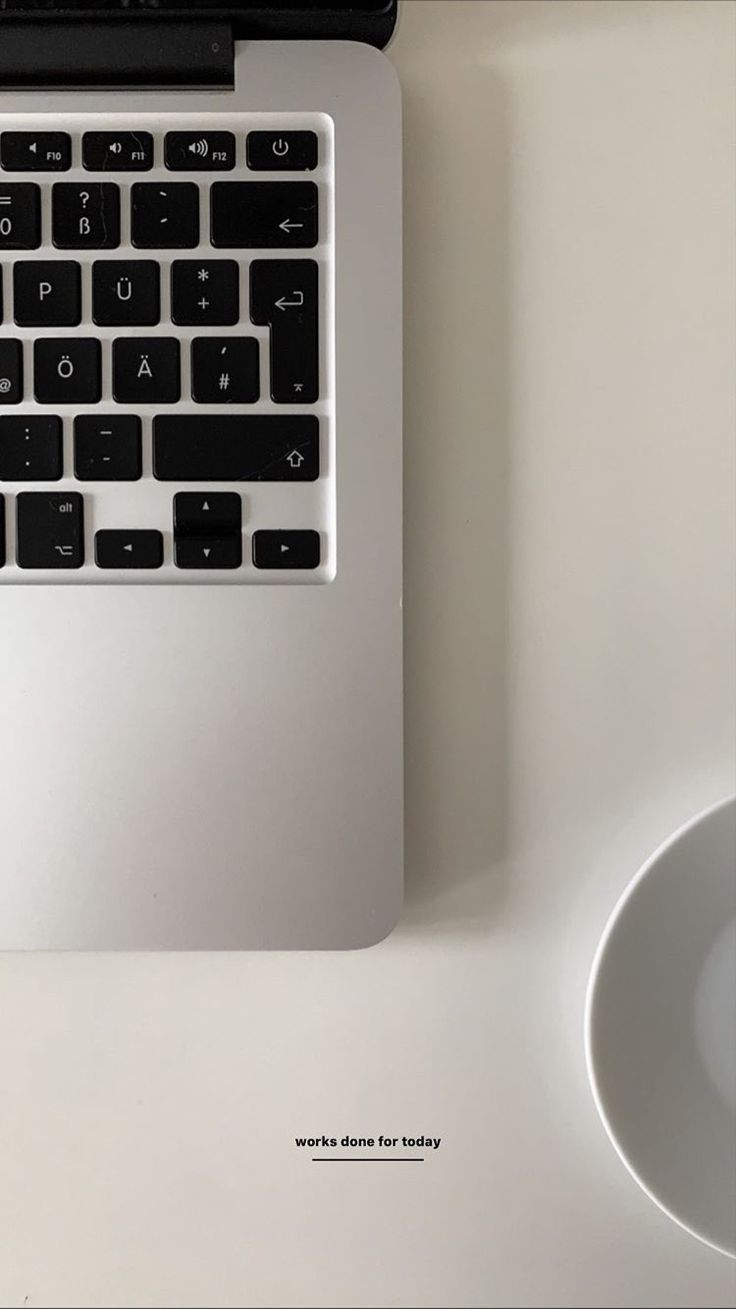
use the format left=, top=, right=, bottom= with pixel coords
left=0, top=117, right=332, bottom=583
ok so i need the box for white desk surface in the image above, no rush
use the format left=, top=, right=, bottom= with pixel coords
left=1, top=3, right=735, bottom=1306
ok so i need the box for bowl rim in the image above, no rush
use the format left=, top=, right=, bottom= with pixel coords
left=584, top=792, right=736, bottom=1260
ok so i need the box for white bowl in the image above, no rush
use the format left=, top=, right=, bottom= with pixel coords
left=586, top=796, right=736, bottom=1257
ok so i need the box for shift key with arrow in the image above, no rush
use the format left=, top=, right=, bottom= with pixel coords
left=251, top=260, right=318, bottom=403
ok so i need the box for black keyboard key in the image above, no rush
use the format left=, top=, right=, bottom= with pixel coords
left=165, top=131, right=235, bottom=171
left=131, top=182, right=199, bottom=249
left=0, top=338, right=23, bottom=404
left=246, top=131, right=318, bottom=172
left=153, top=415, right=319, bottom=482
left=253, top=530, right=320, bottom=570
left=14, top=260, right=81, bottom=327
left=92, top=260, right=160, bottom=326
left=0, top=415, right=62, bottom=481
left=113, top=337, right=180, bottom=404
left=95, top=530, right=163, bottom=569
left=174, top=491, right=241, bottom=537
left=191, top=337, right=259, bottom=404
left=83, top=131, right=153, bottom=172
left=1, top=131, right=71, bottom=172
left=250, top=260, right=318, bottom=403
left=0, top=184, right=41, bottom=250
left=16, top=491, right=84, bottom=569
left=211, top=182, right=318, bottom=249
left=0, top=266, right=3, bottom=322
left=74, top=414, right=142, bottom=481
left=175, top=536, right=242, bottom=569
left=171, top=259, right=239, bottom=326
left=52, top=182, right=120, bottom=249
left=34, top=338, right=101, bottom=404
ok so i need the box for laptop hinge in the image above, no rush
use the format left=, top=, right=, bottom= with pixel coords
left=0, top=21, right=234, bottom=90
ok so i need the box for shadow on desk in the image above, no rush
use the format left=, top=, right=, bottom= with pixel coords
left=401, top=56, right=511, bottom=930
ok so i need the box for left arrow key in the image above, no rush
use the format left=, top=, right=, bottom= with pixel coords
left=95, top=530, right=164, bottom=570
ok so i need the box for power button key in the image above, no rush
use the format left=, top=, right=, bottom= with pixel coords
left=246, top=131, right=318, bottom=172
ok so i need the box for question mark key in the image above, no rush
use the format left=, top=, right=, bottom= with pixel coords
left=51, top=182, right=121, bottom=249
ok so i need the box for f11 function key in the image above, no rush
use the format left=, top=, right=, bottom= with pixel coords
left=83, top=132, right=153, bottom=171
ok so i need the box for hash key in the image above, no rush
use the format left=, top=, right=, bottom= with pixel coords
left=16, top=491, right=84, bottom=569
left=191, top=337, right=259, bottom=403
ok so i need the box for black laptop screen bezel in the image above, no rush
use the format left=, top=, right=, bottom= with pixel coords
left=0, top=2, right=399, bottom=50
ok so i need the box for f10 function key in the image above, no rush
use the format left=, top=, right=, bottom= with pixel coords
left=1, top=132, right=71, bottom=172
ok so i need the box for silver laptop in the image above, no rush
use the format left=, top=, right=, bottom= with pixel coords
left=0, top=1, right=403, bottom=949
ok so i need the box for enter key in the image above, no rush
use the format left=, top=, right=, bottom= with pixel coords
left=250, top=259, right=319, bottom=404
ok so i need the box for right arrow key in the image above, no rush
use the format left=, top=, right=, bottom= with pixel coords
left=250, top=259, right=318, bottom=403
left=252, top=530, right=321, bottom=571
